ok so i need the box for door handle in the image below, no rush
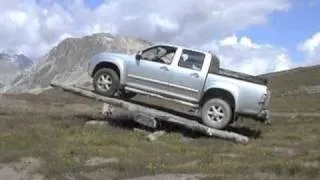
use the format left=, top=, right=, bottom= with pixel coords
left=160, top=66, right=169, bottom=71
left=190, top=73, right=199, bottom=78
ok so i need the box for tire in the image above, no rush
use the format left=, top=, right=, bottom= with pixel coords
left=201, top=98, right=232, bottom=129
left=93, top=68, right=120, bottom=97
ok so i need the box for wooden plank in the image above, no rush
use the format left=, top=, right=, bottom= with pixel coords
left=50, top=83, right=250, bottom=144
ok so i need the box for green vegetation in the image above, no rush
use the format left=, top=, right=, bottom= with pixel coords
left=0, top=66, right=319, bottom=179
left=1, top=87, right=319, bottom=179
left=266, top=66, right=320, bottom=112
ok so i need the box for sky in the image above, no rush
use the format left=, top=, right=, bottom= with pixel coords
left=0, top=0, right=319, bottom=75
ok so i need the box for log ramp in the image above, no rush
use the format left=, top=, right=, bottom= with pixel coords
left=50, top=83, right=250, bottom=144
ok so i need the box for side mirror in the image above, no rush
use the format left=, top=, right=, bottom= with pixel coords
left=135, top=51, right=142, bottom=60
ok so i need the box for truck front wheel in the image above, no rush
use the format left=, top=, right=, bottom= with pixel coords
left=201, top=98, right=232, bottom=129
left=93, top=68, right=120, bottom=97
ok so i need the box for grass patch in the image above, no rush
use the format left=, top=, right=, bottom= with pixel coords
left=0, top=89, right=319, bottom=179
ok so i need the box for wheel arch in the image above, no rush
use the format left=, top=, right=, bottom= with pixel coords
left=200, top=87, right=238, bottom=112
left=92, top=61, right=125, bottom=84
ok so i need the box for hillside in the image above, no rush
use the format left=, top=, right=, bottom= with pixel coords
left=263, top=65, right=320, bottom=112
left=0, top=72, right=319, bottom=180
left=3, top=33, right=151, bottom=93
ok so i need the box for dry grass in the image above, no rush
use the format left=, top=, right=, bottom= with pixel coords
left=266, top=66, right=320, bottom=112
left=0, top=88, right=319, bottom=179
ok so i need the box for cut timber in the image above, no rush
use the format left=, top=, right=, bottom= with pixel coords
left=50, top=83, right=250, bottom=144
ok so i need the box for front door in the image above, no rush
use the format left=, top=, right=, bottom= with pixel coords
left=126, top=45, right=178, bottom=96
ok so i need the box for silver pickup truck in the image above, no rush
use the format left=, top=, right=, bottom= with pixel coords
left=88, top=44, right=271, bottom=129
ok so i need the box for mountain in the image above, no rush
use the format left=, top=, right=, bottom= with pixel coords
left=3, top=33, right=151, bottom=93
left=0, top=53, right=33, bottom=69
left=0, top=53, right=33, bottom=86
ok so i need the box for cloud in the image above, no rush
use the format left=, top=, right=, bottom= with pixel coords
left=0, top=0, right=290, bottom=58
left=88, top=0, right=290, bottom=45
left=200, top=35, right=292, bottom=75
left=298, top=32, right=320, bottom=65
left=0, top=0, right=76, bottom=57
left=0, top=0, right=294, bottom=75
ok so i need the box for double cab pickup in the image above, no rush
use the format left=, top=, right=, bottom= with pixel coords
left=88, top=44, right=271, bottom=129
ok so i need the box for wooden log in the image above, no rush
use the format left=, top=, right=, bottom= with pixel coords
left=159, top=117, right=249, bottom=144
left=50, top=83, right=250, bottom=144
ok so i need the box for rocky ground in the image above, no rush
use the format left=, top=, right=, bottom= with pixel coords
left=0, top=87, right=319, bottom=180
left=3, top=33, right=150, bottom=93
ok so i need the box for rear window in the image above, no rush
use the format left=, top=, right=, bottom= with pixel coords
left=178, top=49, right=205, bottom=71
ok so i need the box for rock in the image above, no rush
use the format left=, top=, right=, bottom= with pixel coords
left=85, top=157, right=119, bottom=167
left=273, top=147, right=296, bottom=157
left=177, top=160, right=200, bottom=168
left=220, top=153, right=238, bottom=158
left=85, top=120, right=108, bottom=125
left=133, top=128, right=150, bottom=134
left=290, top=113, right=300, bottom=119
left=146, top=131, right=166, bottom=141
left=27, top=86, right=52, bottom=95
left=124, top=173, right=207, bottom=180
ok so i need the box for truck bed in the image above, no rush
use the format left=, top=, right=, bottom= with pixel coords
left=217, top=68, right=268, bottom=85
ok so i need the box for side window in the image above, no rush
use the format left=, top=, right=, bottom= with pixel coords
left=141, top=47, right=157, bottom=60
left=178, top=49, right=205, bottom=71
left=141, top=46, right=177, bottom=65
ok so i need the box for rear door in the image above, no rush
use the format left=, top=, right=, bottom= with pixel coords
left=166, top=49, right=210, bottom=102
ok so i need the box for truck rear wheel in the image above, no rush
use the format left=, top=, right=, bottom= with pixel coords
left=93, top=68, right=120, bottom=97
left=201, top=98, right=232, bottom=129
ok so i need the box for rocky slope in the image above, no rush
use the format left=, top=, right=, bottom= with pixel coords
left=0, top=53, right=33, bottom=69
left=3, top=33, right=151, bottom=93
left=0, top=53, right=33, bottom=86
